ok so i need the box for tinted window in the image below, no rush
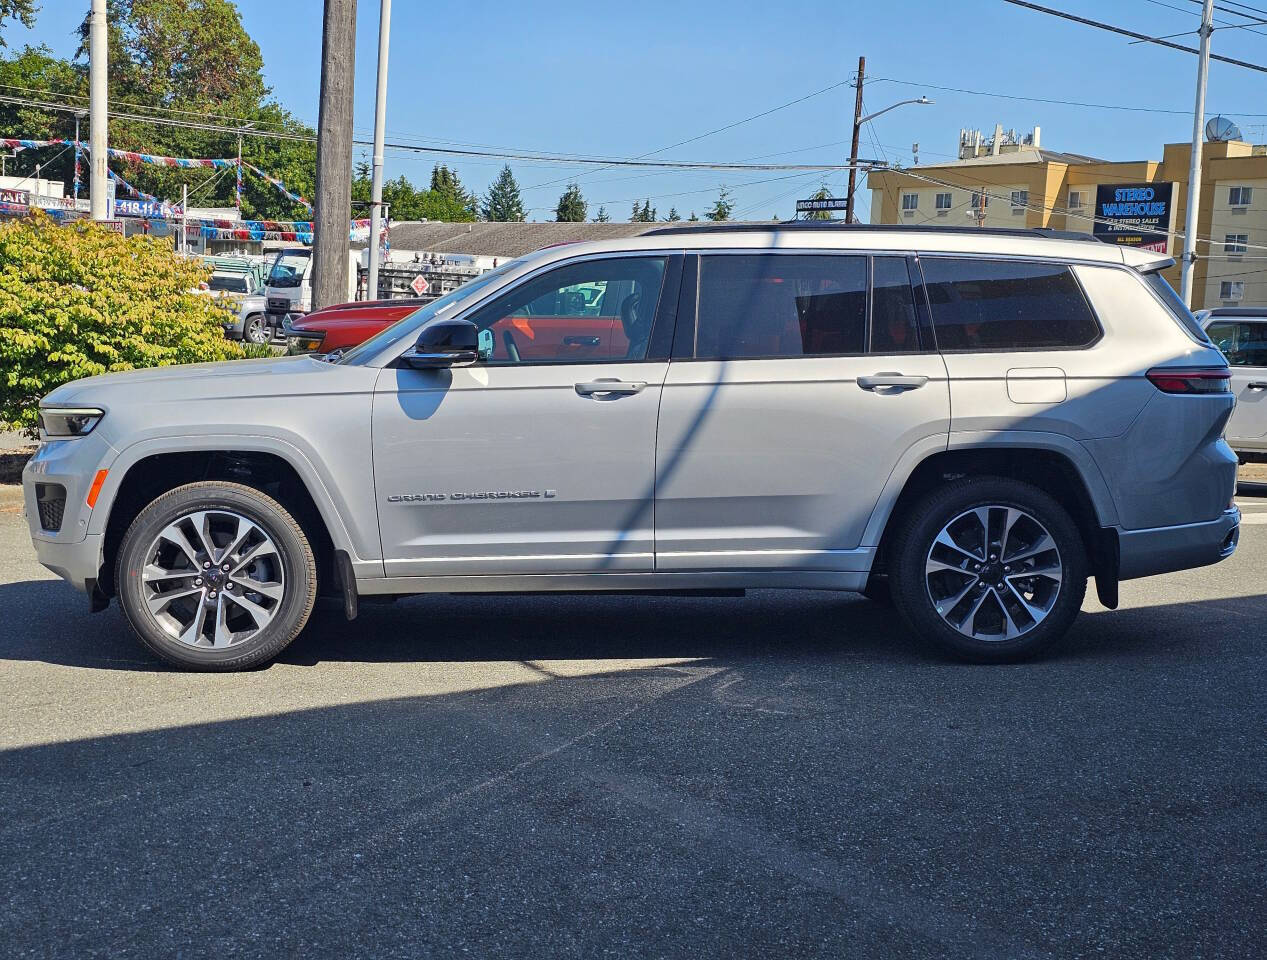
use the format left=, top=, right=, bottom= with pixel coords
left=468, top=257, right=666, bottom=364
left=695, top=255, right=866, bottom=359
left=1206, top=320, right=1267, bottom=366
left=921, top=258, right=1100, bottom=350
left=871, top=257, right=921, bottom=353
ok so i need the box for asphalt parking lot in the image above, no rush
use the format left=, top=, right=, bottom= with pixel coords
left=1, top=483, right=1264, bottom=959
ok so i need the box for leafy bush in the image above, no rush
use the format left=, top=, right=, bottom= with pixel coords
left=0, top=211, right=247, bottom=434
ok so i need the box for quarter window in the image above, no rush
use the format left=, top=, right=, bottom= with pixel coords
left=694, top=255, right=867, bottom=359
left=921, top=258, right=1100, bottom=350
left=467, top=257, right=667, bottom=363
left=901, top=193, right=919, bottom=211
left=1229, top=186, right=1253, bottom=207
left=935, top=192, right=953, bottom=210
left=1206, top=320, right=1267, bottom=365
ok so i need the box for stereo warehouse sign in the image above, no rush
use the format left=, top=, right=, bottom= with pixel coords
left=1091, top=182, right=1176, bottom=254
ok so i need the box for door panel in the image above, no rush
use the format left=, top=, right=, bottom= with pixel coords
left=373, top=362, right=666, bottom=577
left=1206, top=319, right=1267, bottom=448
left=654, top=355, right=951, bottom=570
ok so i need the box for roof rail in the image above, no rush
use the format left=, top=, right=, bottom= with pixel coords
left=642, top=222, right=1104, bottom=243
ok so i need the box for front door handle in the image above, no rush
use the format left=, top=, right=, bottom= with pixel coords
left=575, top=379, right=647, bottom=398
left=857, top=373, right=929, bottom=392
left=563, top=335, right=601, bottom=346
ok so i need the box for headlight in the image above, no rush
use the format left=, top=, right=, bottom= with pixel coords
left=38, top=407, right=104, bottom=439
left=286, top=334, right=326, bottom=355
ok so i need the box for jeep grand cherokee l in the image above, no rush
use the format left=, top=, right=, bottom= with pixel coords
left=23, top=224, right=1240, bottom=670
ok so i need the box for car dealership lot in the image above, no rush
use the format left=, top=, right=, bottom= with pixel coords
left=1, top=483, right=1264, bottom=959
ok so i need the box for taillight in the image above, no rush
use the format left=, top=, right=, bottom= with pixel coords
left=1145, top=367, right=1231, bottom=394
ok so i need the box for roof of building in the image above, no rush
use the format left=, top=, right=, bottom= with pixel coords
left=379, top=220, right=732, bottom=258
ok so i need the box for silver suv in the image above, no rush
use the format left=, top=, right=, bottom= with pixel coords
left=22, top=225, right=1241, bottom=670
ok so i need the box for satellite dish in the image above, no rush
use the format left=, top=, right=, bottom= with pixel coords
left=1205, top=115, right=1242, bottom=142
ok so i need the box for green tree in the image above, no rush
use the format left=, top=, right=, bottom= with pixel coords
left=0, top=0, right=37, bottom=46
left=593, top=205, right=610, bottom=223
left=631, top=199, right=657, bottom=223
left=429, top=164, right=476, bottom=218
left=688, top=211, right=699, bottom=221
left=665, top=207, right=681, bottom=221
left=802, top=184, right=833, bottom=221
left=0, top=213, right=247, bottom=435
left=554, top=183, right=587, bottom=222
left=705, top=186, right=733, bottom=222
left=0, top=45, right=84, bottom=190
left=481, top=165, right=525, bottom=222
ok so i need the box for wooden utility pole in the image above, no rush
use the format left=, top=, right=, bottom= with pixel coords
left=312, top=0, right=357, bottom=311
left=844, top=56, right=865, bottom=225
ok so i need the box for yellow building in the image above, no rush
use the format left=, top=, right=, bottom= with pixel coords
left=868, top=128, right=1267, bottom=310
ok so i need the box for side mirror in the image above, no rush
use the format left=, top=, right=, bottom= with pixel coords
left=402, top=318, right=480, bottom=369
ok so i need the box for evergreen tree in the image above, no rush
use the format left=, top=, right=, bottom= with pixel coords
left=554, top=183, right=587, bottom=222
left=631, top=199, right=657, bottom=223
left=705, top=186, right=734, bottom=222
left=666, top=207, right=681, bottom=221
left=430, top=164, right=475, bottom=215
left=481, top=165, right=526, bottom=222
left=593, top=205, right=610, bottom=223
left=688, top=211, right=699, bottom=221
left=803, top=184, right=833, bottom=221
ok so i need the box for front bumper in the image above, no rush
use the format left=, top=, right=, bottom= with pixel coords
left=30, top=531, right=105, bottom=594
left=1117, top=506, right=1240, bottom=580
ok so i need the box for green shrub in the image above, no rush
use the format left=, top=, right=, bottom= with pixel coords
left=0, top=212, right=247, bottom=435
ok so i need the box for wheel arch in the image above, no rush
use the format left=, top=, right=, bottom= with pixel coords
left=95, top=440, right=355, bottom=598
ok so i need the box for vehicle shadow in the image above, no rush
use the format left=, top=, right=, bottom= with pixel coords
left=1, top=577, right=1263, bottom=672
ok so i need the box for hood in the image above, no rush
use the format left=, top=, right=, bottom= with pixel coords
left=41, top=355, right=344, bottom=407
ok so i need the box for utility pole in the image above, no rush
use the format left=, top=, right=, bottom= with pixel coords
left=181, top=183, right=188, bottom=255
left=1181, top=0, right=1214, bottom=308
left=88, top=0, right=108, bottom=220
left=367, top=0, right=392, bottom=302
left=845, top=56, right=865, bottom=224
left=312, top=0, right=358, bottom=311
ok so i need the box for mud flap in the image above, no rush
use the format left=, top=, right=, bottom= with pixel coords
left=334, top=550, right=358, bottom=621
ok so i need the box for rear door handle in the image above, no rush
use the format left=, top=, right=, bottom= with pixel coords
left=857, top=373, right=929, bottom=392
left=1248, top=381, right=1267, bottom=390
left=575, top=379, right=646, bottom=398
left=563, top=335, right=601, bottom=346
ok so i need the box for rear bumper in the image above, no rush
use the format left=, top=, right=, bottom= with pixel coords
left=1117, top=507, right=1240, bottom=580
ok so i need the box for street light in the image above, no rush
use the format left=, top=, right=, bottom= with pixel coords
left=845, top=57, right=935, bottom=224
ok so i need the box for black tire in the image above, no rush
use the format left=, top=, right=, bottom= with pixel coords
left=889, top=476, right=1087, bottom=663
left=116, top=481, right=317, bottom=671
left=244, top=314, right=269, bottom=345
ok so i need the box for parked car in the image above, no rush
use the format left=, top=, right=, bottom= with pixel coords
left=283, top=298, right=430, bottom=356
left=221, top=294, right=272, bottom=345
left=1197, top=307, right=1267, bottom=458
left=24, top=224, right=1239, bottom=671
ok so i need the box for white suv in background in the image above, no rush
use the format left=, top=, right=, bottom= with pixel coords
left=1199, top=307, right=1267, bottom=457
left=24, top=224, right=1240, bottom=670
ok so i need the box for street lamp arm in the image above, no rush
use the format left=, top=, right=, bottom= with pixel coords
left=858, top=97, right=934, bottom=126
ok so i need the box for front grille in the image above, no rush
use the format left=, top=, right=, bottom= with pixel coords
left=266, top=297, right=291, bottom=314
left=35, top=483, right=66, bottom=532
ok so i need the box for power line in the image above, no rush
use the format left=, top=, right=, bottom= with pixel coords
left=1000, top=0, right=1267, bottom=73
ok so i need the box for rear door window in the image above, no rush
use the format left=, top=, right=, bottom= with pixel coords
left=921, top=258, right=1101, bottom=351
left=871, top=257, right=921, bottom=353
left=694, top=254, right=867, bottom=359
left=1206, top=320, right=1267, bottom=366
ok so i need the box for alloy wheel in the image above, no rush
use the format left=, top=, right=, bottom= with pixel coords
left=924, top=505, right=1063, bottom=642
left=140, top=509, right=285, bottom=648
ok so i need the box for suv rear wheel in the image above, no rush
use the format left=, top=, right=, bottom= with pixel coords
left=116, top=481, right=317, bottom=671
left=889, top=477, right=1087, bottom=663
left=244, top=313, right=270, bottom=345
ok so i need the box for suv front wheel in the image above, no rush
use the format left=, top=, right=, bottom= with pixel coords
left=116, top=482, right=317, bottom=671
left=889, top=477, right=1087, bottom=663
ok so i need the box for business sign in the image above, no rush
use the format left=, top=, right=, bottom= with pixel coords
left=114, top=198, right=173, bottom=218
left=796, top=197, right=849, bottom=213
left=1091, top=182, right=1175, bottom=254
left=0, top=187, right=30, bottom=215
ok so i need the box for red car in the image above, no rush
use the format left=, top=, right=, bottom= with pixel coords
left=283, top=298, right=427, bottom=356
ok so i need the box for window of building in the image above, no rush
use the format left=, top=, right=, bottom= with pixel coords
left=694, top=255, right=867, bottom=359
left=935, top=192, right=953, bottom=210
left=1220, top=280, right=1246, bottom=301
left=920, top=258, right=1101, bottom=351
left=971, top=192, right=990, bottom=209
left=901, top=193, right=919, bottom=211
left=1067, top=190, right=1083, bottom=209
left=1010, top=190, right=1029, bottom=211
left=1224, top=234, right=1249, bottom=254
left=1229, top=186, right=1253, bottom=207
left=1206, top=320, right=1267, bottom=366
left=468, top=256, right=667, bottom=363
left=871, top=257, right=921, bottom=353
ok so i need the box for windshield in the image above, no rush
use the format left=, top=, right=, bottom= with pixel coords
left=267, top=251, right=311, bottom=288
left=209, top=274, right=249, bottom=293
left=338, top=262, right=522, bottom=366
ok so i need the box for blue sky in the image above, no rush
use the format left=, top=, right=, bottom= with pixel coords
left=10, top=0, right=1267, bottom=220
